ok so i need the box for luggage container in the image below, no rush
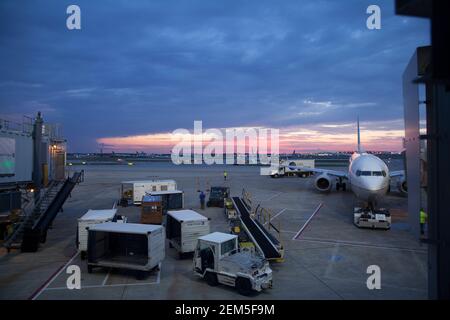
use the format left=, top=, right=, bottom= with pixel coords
left=149, top=190, right=184, bottom=213
left=120, top=180, right=177, bottom=205
left=87, top=222, right=165, bottom=279
left=141, top=195, right=163, bottom=225
left=166, top=210, right=210, bottom=258
left=77, top=209, right=118, bottom=259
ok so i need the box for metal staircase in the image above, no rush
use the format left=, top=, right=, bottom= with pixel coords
left=3, top=171, right=82, bottom=252
left=2, top=181, right=62, bottom=251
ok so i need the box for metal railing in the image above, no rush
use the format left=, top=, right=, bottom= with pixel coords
left=2, top=181, right=58, bottom=249
left=0, top=116, right=63, bottom=139
left=0, top=116, right=33, bottom=134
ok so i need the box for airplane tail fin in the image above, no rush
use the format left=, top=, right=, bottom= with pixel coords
left=357, top=116, right=362, bottom=153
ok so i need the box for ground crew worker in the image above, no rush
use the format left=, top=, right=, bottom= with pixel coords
left=223, top=171, right=228, bottom=181
left=420, top=208, right=428, bottom=236
left=199, top=191, right=206, bottom=210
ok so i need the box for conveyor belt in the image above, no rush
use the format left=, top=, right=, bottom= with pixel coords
left=255, top=219, right=280, bottom=246
left=232, top=197, right=281, bottom=259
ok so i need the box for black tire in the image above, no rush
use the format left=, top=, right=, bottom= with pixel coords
left=80, top=251, right=87, bottom=260
left=236, top=277, right=253, bottom=296
left=205, top=272, right=218, bottom=287
left=87, top=265, right=93, bottom=274
left=342, top=183, right=347, bottom=192
left=206, top=202, right=211, bottom=207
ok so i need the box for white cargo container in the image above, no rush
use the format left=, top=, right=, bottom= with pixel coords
left=87, top=223, right=165, bottom=279
left=166, top=210, right=210, bottom=258
left=121, top=180, right=177, bottom=204
left=77, top=209, right=118, bottom=259
left=283, top=160, right=315, bottom=173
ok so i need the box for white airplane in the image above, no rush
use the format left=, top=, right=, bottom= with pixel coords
left=284, top=118, right=407, bottom=209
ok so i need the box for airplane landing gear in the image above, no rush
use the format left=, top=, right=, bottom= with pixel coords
left=336, top=178, right=347, bottom=191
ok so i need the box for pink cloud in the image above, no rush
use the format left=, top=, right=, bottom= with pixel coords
left=97, top=122, right=404, bottom=153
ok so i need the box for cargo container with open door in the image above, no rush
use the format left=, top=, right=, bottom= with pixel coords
left=87, top=223, right=165, bottom=279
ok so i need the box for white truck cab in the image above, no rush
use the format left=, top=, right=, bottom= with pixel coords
left=193, top=232, right=272, bottom=295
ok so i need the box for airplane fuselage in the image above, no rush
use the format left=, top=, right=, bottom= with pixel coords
left=348, top=152, right=390, bottom=206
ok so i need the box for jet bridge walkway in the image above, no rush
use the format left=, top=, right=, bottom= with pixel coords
left=232, top=197, right=283, bottom=260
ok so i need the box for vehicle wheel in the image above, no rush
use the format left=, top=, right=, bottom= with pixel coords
left=342, top=183, right=347, bottom=192
left=205, top=272, right=218, bottom=287
left=206, top=202, right=211, bottom=207
left=87, top=265, right=93, bottom=274
left=80, top=251, right=87, bottom=260
left=236, top=277, right=253, bottom=296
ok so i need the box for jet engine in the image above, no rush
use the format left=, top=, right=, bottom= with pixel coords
left=314, top=174, right=332, bottom=192
left=397, top=178, right=408, bottom=195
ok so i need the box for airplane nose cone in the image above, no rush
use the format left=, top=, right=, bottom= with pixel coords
left=366, top=178, right=386, bottom=191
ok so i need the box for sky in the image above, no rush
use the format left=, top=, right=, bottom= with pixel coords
left=0, top=0, right=430, bottom=153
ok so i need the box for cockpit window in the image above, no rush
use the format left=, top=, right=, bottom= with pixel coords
left=356, top=170, right=387, bottom=177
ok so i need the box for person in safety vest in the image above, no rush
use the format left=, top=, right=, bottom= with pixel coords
left=420, top=208, right=428, bottom=236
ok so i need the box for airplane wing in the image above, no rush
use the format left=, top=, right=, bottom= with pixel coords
left=280, top=165, right=348, bottom=179
left=390, top=170, right=405, bottom=178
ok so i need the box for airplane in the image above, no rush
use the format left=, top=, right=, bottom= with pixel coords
left=282, top=118, right=407, bottom=210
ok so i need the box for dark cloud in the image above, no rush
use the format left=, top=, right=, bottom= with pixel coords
left=0, top=0, right=429, bottom=151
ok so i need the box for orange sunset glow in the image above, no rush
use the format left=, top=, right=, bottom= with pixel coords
left=97, top=121, right=405, bottom=153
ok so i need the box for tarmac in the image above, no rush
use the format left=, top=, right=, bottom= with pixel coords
left=0, top=162, right=428, bottom=300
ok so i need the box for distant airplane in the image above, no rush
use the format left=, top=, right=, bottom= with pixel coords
left=283, top=118, right=407, bottom=210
